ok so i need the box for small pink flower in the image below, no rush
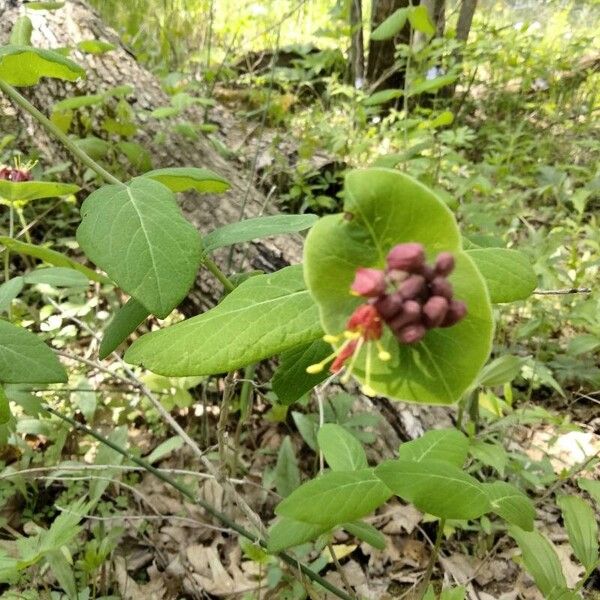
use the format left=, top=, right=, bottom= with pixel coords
left=351, top=267, right=386, bottom=297
left=386, top=243, right=425, bottom=272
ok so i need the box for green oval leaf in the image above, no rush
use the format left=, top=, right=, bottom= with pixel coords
left=363, top=88, right=403, bottom=107
left=557, top=495, right=599, bottom=572
left=0, top=320, right=66, bottom=384
left=76, top=178, right=201, bottom=318
left=371, top=7, right=409, bottom=41
left=0, top=180, right=79, bottom=203
left=23, top=1, right=65, bottom=9
left=0, top=45, right=85, bottom=86
left=477, top=355, right=523, bottom=387
left=267, top=517, right=329, bottom=553
left=375, top=458, right=490, bottom=519
left=10, top=17, right=33, bottom=46
left=77, top=40, right=116, bottom=55
left=318, top=424, right=368, bottom=471
left=578, top=478, right=600, bottom=506
left=74, top=136, right=111, bottom=161
left=24, top=267, right=89, bottom=288
left=142, top=167, right=230, bottom=194
left=408, top=5, right=435, bottom=35
left=0, top=237, right=110, bottom=284
left=275, top=469, right=392, bottom=528
left=53, top=94, right=104, bottom=112
left=343, top=520, right=386, bottom=550
left=484, top=481, right=535, bottom=531
left=398, top=428, right=468, bottom=467
left=125, top=265, right=322, bottom=376
left=0, top=385, right=11, bottom=424
left=99, top=298, right=150, bottom=360
left=0, top=277, right=24, bottom=313
left=465, top=248, right=536, bottom=303
left=304, top=168, right=493, bottom=404
left=202, top=214, right=318, bottom=254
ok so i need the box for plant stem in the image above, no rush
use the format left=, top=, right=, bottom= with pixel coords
left=417, top=517, right=446, bottom=599
left=0, top=80, right=122, bottom=187
left=42, top=404, right=354, bottom=600
left=204, top=255, right=235, bottom=292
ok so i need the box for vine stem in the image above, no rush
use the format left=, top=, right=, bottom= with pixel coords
left=417, top=517, right=446, bottom=599
left=42, top=405, right=354, bottom=600
left=0, top=80, right=121, bottom=187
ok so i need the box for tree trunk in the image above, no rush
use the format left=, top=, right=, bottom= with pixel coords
left=349, top=0, right=365, bottom=87
left=366, top=0, right=417, bottom=92
left=456, top=0, right=477, bottom=43
left=0, top=0, right=301, bottom=315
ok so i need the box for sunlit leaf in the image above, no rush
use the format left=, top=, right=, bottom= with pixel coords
left=99, top=298, right=150, bottom=359
left=77, top=40, right=117, bottom=55
left=318, top=424, right=368, bottom=471
left=484, top=481, right=534, bottom=530
left=398, top=428, right=468, bottom=467
left=557, top=495, right=599, bottom=571
left=0, top=180, right=79, bottom=203
left=370, top=7, right=409, bottom=41
left=142, top=167, right=230, bottom=194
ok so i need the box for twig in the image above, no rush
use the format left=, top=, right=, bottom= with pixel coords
left=327, top=542, right=357, bottom=599
left=533, top=287, right=591, bottom=295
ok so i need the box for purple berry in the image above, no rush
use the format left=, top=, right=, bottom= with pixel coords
left=430, top=276, right=453, bottom=300
left=399, top=275, right=426, bottom=300
left=423, top=296, right=449, bottom=328
left=387, top=243, right=425, bottom=272
left=441, top=300, right=467, bottom=327
left=389, top=300, right=421, bottom=331
left=397, top=323, right=427, bottom=344
left=418, top=264, right=436, bottom=281
left=351, top=267, right=386, bottom=297
left=374, top=292, right=404, bottom=321
left=435, top=252, right=455, bottom=276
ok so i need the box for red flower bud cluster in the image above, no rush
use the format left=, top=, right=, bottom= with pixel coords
left=350, top=243, right=467, bottom=345
left=0, top=165, right=32, bottom=182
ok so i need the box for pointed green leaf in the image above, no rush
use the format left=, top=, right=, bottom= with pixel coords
left=343, top=520, right=385, bottom=550
left=74, top=136, right=110, bottom=160
left=76, top=177, right=201, bottom=318
left=267, top=517, right=329, bottom=553
left=99, top=298, right=150, bottom=359
left=0, top=277, right=24, bottom=313
left=484, top=481, right=534, bottom=530
left=275, top=469, right=392, bottom=528
left=10, top=17, right=33, bottom=46
left=557, top=495, right=599, bottom=572
left=371, top=7, right=409, bottom=40
left=578, top=478, right=600, bottom=506
left=477, top=355, right=523, bottom=387
left=408, top=74, right=457, bottom=96
left=375, top=459, right=490, bottom=519
left=125, top=265, right=322, bottom=376
left=0, top=45, right=85, bottom=86
left=77, top=40, right=116, bottom=55
left=318, top=423, right=368, bottom=471
left=363, top=88, right=403, bottom=106
left=142, top=167, right=230, bottom=194
left=272, top=339, right=331, bottom=405
left=469, top=440, right=508, bottom=476
left=466, top=248, right=536, bottom=303
left=23, top=2, right=65, bottom=9
left=0, top=320, right=66, bottom=384
left=0, top=180, right=79, bottom=203
left=509, top=526, right=568, bottom=598
left=398, top=428, right=468, bottom=467
left=273, top=436, right=301, bottom=498
left=0, top=385, right=11, bottom=424
left=24, top=267, right=89, bottom=288
left=304, top=169, right=493, bottom=404
left=408, top=5, right=435, bottom=35
left=0, top=237, right=109, bottom=284
left=53, top=94, right=103, bottom=112
left=202, top=214, right=318, bottom=254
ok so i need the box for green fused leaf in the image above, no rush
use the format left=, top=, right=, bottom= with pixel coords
left=0, top=277, right=24, bottom=313
left=0, top=385, right=11, bottom=425
left=77, top=40, right=117, bottom=54
left=557, top=495, right=599, bottom=571
left=370, top=7, right=409, bottom=40
left=99, top=298, right=150, bottom=359
left=0, top=237, right=110, bottom=284
left=466, top=248, right=536, bottom=303
left=23, top=1, right=65, bottom=9
left=363, top=88, right=403, bottom=106
left=318, top=424, right=368, bottom=471
left=408, top=74, right=457, bottom=96
left=408, top=5, right=436, bottom=35
left=398, top=428, right=468, bottom=467
left=24, top=267, right=89, bottom=288
left=0, top=320, right=66, bottom=384
left=509, top=526, right=568, bottom=599
left=202, top=214, right=318, bottom=254
left=273, top=436, right=301, bottom=498
left=275, top=469, right=392, bottom=528
left=53, top=94, right=103, bottom=112
left=343, top=520, right=386, bottom=550
left=76, top=177, right=201, bottom=318
left=0, top=45, right=85, bottom=86
left=272, top=339, right=331, bottom=405
left=142, top=167, right=230, bottom=194
left=469, top=440, right=508, bottom=476
left=10, top=17, right=33, bottom=46
left=125, top=265, right=322, bottom=376
left=267, top=517, right=329, bottom=553
left=484, top=481, right=535, bottom=530
left=578, top=478, right=600, bottom=506
left=304, top=168, right=493, bottom=404
left=477, top=355, right=523, bottom=387
left=0, top=180, right=79, bottom=203
left=375, top=459, right=490, bottom=520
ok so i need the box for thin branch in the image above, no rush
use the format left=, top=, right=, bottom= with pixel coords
left=533, top=287, right=591, bottom=295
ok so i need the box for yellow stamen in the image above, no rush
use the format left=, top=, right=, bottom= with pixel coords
left=323, top=334, right=340, bottom=344
left=343, top=330, right=361, bottom=340
left=361, top=384, right=377, bottom=397
left=306, top=363, right=324, bottom=374
left=349, top=290, right=361, bottom=296
left=376, top=341, right=391, bottom=361
left=340, top=338, right=364, bottom=384
left=365, top=341, right=374, bottom=392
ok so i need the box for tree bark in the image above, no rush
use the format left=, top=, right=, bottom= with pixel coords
left=366, top=0, right=417, bottom=92
left=456, top=0, right=477, bottom=43
left=349, top=0, right=365, bottom=87
left=0, top=0, right=301, bottom=314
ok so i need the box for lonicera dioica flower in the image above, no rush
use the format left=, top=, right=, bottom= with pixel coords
left=307, top=242, right=468, bottom=395
left=0, top=159, right=33, bottom=182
